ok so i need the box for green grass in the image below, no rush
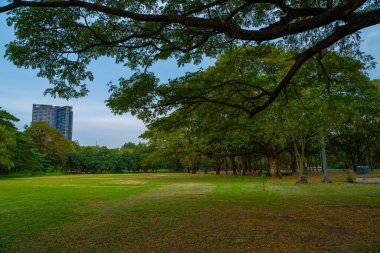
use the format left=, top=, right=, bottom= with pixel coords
left=1, top=173, right=380, bottom=253
left=2, top=171, right=64, bottom=178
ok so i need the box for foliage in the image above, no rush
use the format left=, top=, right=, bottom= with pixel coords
left=346, top=174, right=356, bottom=183
left=140, top=128, right=191, bottom=172
left=0, top=108, right=19, bottom=173
left=66, top=144, right=148, bottom=174
left=328, top=79, right=380, bottom=171
left=0, top=107, right=19, bottom=130
left=281, top=171, right=293, bottom=177
left=0, top=108, right=54, bottom=175
left=0, top=107, right=153, bottom=175
left=29, top=148, right=50, bottom=174
left=24, top=121, right=74, bottom=167
left=121, top=142, right=137, bottom=150
left=12, top=132, right=49, bottom=173
left=1, top=46, right=379, bottom=177
left=2, top=1, right=379, bottom=115
left=0, top=126, right=16, bottom=174
left=1, top=2, right=379, bottom=178
left=137, top=47, right=379, bottom=178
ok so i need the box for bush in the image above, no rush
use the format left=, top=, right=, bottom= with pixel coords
left=346, top=174, right=356, bottom=183
left=335, top=161, right=346, bottom=170
left=281, top=171, right=293, bottom=176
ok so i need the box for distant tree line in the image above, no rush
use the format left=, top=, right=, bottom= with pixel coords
left=66, top=144, right=145, bottom=174
left=0, top=111, right=175, bottom=175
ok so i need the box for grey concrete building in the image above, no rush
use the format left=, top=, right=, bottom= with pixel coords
left=32, top=104, right=73, bottom=140
left=32, top=104, right=55, bottom=127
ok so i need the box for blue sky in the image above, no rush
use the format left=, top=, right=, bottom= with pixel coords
left=0, top=13, right=209, bottom=148
left=0, top=12, right=379, bottom=148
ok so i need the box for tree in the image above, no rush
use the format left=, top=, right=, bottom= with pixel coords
left=29, top=148, right=50, bottom=174
left=121, top=142, right=137, bottom=150
left=0, top=126, right=16, bottom=175
left=281, top=88, right=334, bottom=182
left=0, top=107, right=19, bottom=130
left=25, top=122, right=74, bottom=167
left=0, top=108, right=49, bottom=175
left=140, top=127, right=192, bottom=172
left=11, top=132, right=49, bottom=174
left=329, top=79, right=380, bottom=171
left=1, top=1, right=380, bottom=114
left=138, top=46, right=377, bottom=179
left=65, top=144, right=147, bottom=174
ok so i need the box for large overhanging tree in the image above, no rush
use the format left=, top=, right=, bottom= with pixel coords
left=136, top=46, right=374, bottom=178
left=1, top=0, right=380, bottom=114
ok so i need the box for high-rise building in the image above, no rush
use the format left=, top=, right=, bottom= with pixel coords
left=32, top=104, right=73, bottom=140
left=32, top=104, right=55, bottom=126
left=55, top=106, right=73, bottom=141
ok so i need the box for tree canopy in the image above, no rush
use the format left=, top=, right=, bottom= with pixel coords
left=1, top=0, right=380, bottom=114
left=25, top=121, right=74, bottom=166
left=138, top=47, right=379, bottom=178
left=108, top=46, right=370, bottom=122
left=0, top=107, right=19, bottom=130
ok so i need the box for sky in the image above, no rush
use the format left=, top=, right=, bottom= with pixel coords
left=0, top=13, right=209, bottom=148
left=0, top=12, right=379, bottom=148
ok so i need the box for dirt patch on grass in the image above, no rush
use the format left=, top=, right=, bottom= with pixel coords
left=135, top=183, right=214, bottom=200
left=86, top=200, right=105, bottom=206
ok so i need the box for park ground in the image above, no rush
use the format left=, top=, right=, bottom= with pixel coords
left=1, top=172, right=380, bottom=253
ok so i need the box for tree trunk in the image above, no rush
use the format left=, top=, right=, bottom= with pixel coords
left=191, top=160, right=197, bottom=174
left=247, top=156, right=253, bottom=173
left=350, top=153, right=357, bottom=172
left=268, top=155, right=281, bottom=178
left=215, top=164, right=221, bottom=175
left=294, top=140, right=307, bottom=183
left=368, top=148, right=374, bottom=171
left=298, top=175, right=308, bottom=183
left=242, top=156, right=247, bottom=176
left=215, top=158, right=221, bottom=174
left=290, top=149, right=297, bottom=173
left=230, top=157, right=237, bottom=175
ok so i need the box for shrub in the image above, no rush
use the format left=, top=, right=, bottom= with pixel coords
left=346, top=174, right=356, bottom=183
left=281, top=171, right=293, bottom=176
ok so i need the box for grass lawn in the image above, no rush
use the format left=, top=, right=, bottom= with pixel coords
left=1, top=172, right=379, bottom=253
